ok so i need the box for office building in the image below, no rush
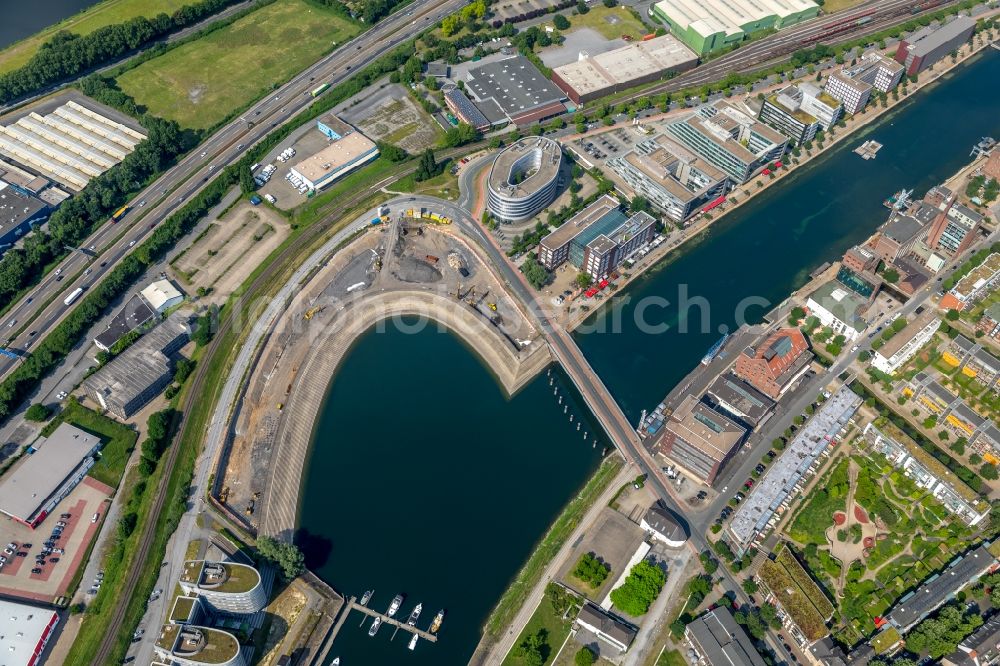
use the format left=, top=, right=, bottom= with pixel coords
left=83, top=313, right=190, bottom=419
left=654, top=394, right=747, bottom=484
left=575, top=603, right=637, bottom=654
left=179, top=560, right=268, bottom=615
left=871, top=312, right=941, bottom=375
left=288, top=125, right=379, bottom=191
left=928, top=201, right=983, bottom=256
left=895, top=15, right=976, bottom=75
left=885, top=544, right=995, bottom=632
left=464, top=56, right=566, bottom=126
left=757, top=83, right=842, bottom=145
left=607, top=135, right=729, bottom=223
left=0, top=423, right=101, bottom=528
left=868, top=210, right=926, bottom=264
left=864, top=421, right=989, bottom=526
left=704, top=372, right=776, bottom=428
left=806, top=280, right=869, bottom=341
left=939, top=253, right=1000, bottom=311
left=551, top=35, right=697, bottom=104
left=0, top=100, right=146, bottom=192
left=686, top=608, right=767, bottom=666
left=580, top=210, right=657, bottom=280
left=640, top=504, right=687, bottom=547
left=728, top=387, right=860, bottom=552
left=665, top=101, right=788, bottom=183
left=825, top=52, right=904, bottom=114
left=651, top=0, right=819, bottom=55
left=733, top=328, right=811, bottom=400
left=0, top=599, right=60, bottom=666
left=537, top=195, right=656, bottom=280
left=841, top=245, right=880, bottom=274
left=153, top=624, right=244, bottom=666
left=486, top=137, right=562, bottom=223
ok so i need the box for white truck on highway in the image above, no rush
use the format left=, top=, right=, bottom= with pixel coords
left=63, top=287, right=84, bottom=306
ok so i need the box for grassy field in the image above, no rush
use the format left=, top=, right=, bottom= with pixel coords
left=0, top=0, right=196, bottom=75
left=117, top=0, right=361, bottom=130
left=565, top=5, right=649, bottom=41
left=41, top=398, right=137, bottom=488
left=501, top=589, right=579, bottom=666
left=657, top=650, right=688, bottom=666
left=391, top=166, right=459, bottom=201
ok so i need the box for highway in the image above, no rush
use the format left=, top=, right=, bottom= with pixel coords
left=0, top=0, right=468, bottom=382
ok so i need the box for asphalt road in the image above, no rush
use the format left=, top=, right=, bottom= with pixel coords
left=0, top=0, right=468, bottom=381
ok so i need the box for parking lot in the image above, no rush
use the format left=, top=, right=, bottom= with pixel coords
left=0, top=477, right=111, bottom=602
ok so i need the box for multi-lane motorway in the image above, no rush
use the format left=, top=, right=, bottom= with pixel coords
left=0, top=0, right=468, bottom=380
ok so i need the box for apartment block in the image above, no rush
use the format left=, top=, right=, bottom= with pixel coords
left=871, top=312, right=941, bottom=375
left=758, top=82, right=842, bottom=145
left=825, top=52, right=904, bottom=114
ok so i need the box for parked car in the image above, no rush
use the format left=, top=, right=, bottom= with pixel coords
left=50, top=558, right=60, bottom=563
left=31, top=568, right=42, bottom=575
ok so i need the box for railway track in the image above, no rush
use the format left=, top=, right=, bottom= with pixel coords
left=612, top=0, right=961, bottom=106
left=89, top=139, right=486, bottom=664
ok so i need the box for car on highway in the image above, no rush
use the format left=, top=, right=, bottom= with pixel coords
left=139, top=200, right=146, bottom=207
left=6, top=319, right=14, bottom=328
left=129, top=241, right=136, bottom=248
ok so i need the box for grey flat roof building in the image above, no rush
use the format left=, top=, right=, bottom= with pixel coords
left=704, top=373, right=776, bottom=427
left=0, top=423, right=101, bottom=527
left=83, top=313, right=190, bottom=420
left=886, top=544, right=996, bottom=632
left=905, top=16, right=976, bottom=59
left=94, top=293, right=157, bottom=352
left=465, top=56, right=566, bottom=125
left=686, top=608, right=766, bottom=666
left=0, top=181, right=50, bottom=248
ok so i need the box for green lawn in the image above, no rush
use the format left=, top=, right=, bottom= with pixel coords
left=0, top=0, right=196, bottom=75
left=41, top=398, right=137, bottom=488
left=501, top=591, right=577, bottom=666
left=563, top=5, right=649, bottom=41
left=391, top=167, right=459, bottom=201
left=117, top=0, right=361, bottom=130
left=657, top=649, right=688, bottom=666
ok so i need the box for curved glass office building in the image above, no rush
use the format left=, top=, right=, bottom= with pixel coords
left=487, top=137, right=563, bottom=223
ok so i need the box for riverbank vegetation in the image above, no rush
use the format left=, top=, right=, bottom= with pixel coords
left=484, top=457, right=623, bottom=639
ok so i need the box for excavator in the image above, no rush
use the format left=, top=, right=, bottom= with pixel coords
left=303, top=306, right=326, bottom=320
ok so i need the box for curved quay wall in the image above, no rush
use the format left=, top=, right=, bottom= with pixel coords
left=259, top=289, right=551, bottom=539
left=486, top=136, right=562, bottom=223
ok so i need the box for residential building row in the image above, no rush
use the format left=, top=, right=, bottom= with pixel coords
left=824, top=52, right=904, bottom=114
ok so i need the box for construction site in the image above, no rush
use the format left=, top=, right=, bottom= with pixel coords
left=212, top=200, right=551, bottom=539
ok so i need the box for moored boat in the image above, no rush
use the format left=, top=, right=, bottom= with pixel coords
left=368, top=617, right=382, bottom=637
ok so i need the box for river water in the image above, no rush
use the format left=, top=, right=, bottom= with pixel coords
left=298, top=323, right=607, bottom=665
left=576, top=49, right=1000, bottom=423
left=0, top=0, right=101, bottom=50
left=299, top=50, right=1000, bottom=666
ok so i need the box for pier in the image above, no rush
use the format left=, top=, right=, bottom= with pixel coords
left=853, top=139, right=882, bottom=160
left=350, top=600, right=439, bottom=643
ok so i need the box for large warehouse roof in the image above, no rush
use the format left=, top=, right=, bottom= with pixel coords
left=0, top=423, right=100, bottom=524
left=289, top=131, right=377, bottom=184
left=553, top=35, right=697, bottom=100
left=0, top=599, right=60, bottom=666
left=466, top=56, right=565, bottom=120
left=655, top=0, right=818, bottom=37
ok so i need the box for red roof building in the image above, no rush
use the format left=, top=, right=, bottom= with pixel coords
left=733, top=328, right=812, bottom=399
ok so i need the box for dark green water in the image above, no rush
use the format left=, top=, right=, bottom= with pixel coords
left=576, top=49, right=1000, bottom=422
left=298, top=323, right=606, bottom=665
left=1, top=0, right=102, bottom=50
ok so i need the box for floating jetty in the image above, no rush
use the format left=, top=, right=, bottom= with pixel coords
left=854, top=139, right=883, bottom=160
